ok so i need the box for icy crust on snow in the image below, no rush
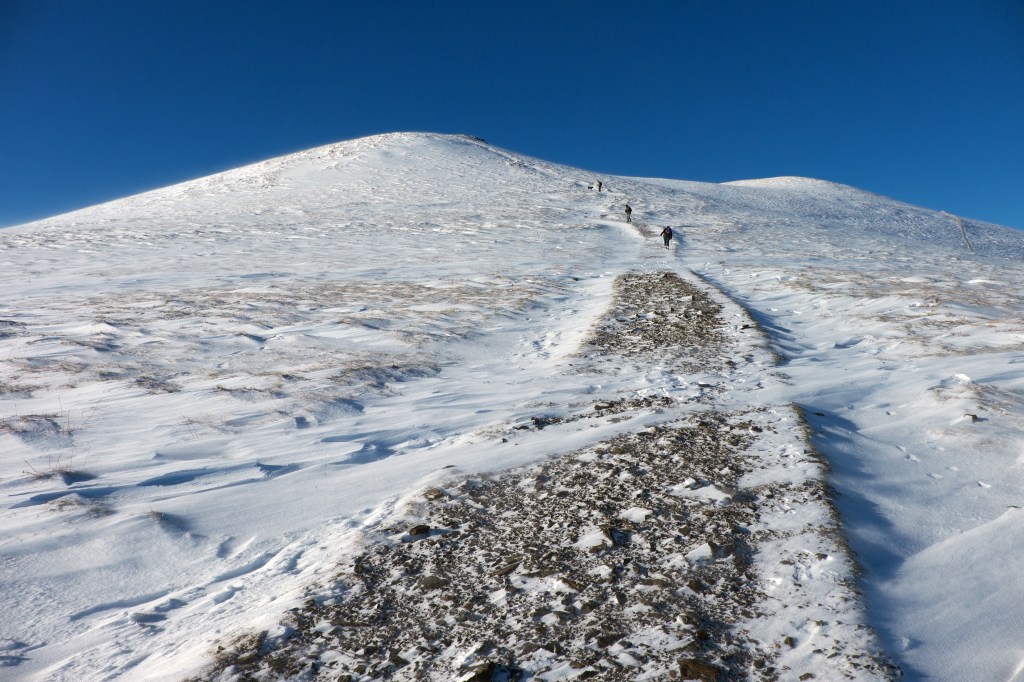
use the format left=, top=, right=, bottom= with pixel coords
left=2, top=132, right=1024, bottom=680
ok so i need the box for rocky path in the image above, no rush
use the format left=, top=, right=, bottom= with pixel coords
left=193, top=269, right=897, bottom=681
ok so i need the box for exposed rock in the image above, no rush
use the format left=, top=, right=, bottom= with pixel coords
left=677, top=658, right=722, bottom=681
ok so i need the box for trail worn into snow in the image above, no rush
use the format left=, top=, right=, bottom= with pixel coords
left=194, top=271, right=897, bottom=681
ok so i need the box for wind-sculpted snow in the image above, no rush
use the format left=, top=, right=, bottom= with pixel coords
left=193, top=272, right=894, bottom=681
left=2, top=132, right=1024, bottom=681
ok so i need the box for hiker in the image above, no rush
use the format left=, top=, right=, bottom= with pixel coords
left=624, top=204, right=632, bottom=223
left=660, top=225, right=674, bottom=247
left=597, top=180, right=603, bottom=192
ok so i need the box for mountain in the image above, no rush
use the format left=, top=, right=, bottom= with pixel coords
left=2, top=133, right=1023, bottom=681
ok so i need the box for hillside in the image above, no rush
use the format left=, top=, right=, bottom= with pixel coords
left=2, top=133, right=1024, bottom=681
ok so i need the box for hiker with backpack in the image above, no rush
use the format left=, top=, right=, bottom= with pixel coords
left=624, top=204, right=632, bottom=223
left=660, top=226, right=673, bottom=247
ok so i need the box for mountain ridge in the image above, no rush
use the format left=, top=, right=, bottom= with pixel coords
left=12, top=133, right=1017, bottom=244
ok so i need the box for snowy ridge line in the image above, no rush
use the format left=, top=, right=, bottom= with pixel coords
left=189, top=271, right=896, bottom=681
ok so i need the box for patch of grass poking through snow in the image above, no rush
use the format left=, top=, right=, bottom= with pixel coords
left=20, top=452, right=82, bottom=483
left=134, top=374, right=183, bottom=394
left=4, top=407, right=97, bottom=483
left=1, top=414, right=74, bottom=449
left=0, top=381, right=37, bottom=398
left=47, top=494, right=111, bottom=517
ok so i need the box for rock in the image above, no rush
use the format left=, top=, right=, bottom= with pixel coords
left=408, top=524, right=431, bottom=536
left=464, top=662, right=524, bottom=682
left=596, top=632, right=624, bottom=648
left=418, top=575, right=448, bottom=591
left=423, top=487, right=447, bottom=500
left=531, top=416, right=560, bottom=429
left=388, top=651, right=410, bottom=668
left=708, top=540, right=735, bottom=559
left=494, top=561, right=519, bottom=577
left=677, top=658, right=722, bottom=681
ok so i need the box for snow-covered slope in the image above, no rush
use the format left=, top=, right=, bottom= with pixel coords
left=2, top=133, right=1024, bottom=681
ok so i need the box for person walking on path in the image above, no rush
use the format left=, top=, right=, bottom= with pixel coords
left=660, top=225, right=674, bottom=248
left=624, top=204, right=633, bottom=223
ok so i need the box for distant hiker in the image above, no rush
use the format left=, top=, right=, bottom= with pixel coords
left=624, top=204, right=633, bottom=223
left=597, top=180, right=603, bottom=192
left=660, top=226, right=674, bottom=247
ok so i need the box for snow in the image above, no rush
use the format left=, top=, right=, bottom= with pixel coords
left=2, top=132, right=1023, bottom=680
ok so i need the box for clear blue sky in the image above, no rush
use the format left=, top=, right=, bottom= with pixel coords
left=2, top=0, right=1022, bottom=229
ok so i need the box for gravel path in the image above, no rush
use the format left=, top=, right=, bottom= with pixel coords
left=193, top=269, right=898, bottom=682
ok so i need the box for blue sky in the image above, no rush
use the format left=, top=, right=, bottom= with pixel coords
left=2, top=0, right=1022, bottom=229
